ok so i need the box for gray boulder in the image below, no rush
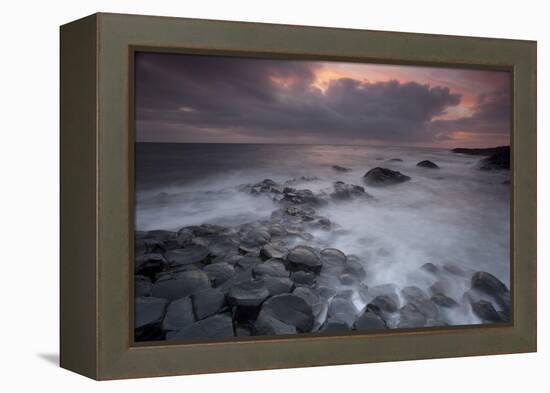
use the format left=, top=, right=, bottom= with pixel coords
left=416, top=160, right=439, bottom=169
left=287, top=245, right=322, bottom=274
left=203, top=262, right=235, bottom=287
left=167, top=313, right=234, bottom=341
left=165, top=246, right=209, bottom=266
left=363, top=167, right=411, bottom=186
left=151, top=270, right=211, bottom=300
left=227, top=279, right=270, bottom=308
left=253, top=259, right=289, bottom=278
left=135, top=297, right=168, bottom=341
left=354, top=310, right=388, bottom=330
left=161, top=297, right=194, bottom=331
left=192, top=288, right=226, bottom=320
left=263, top=276, right=294, bottom=296
left=471, top=300, right=503, bottom=323
left=257, top=293, right=314, bottom=332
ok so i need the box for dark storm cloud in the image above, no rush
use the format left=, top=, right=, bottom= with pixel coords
left=135, top=53, right=509, bottom=145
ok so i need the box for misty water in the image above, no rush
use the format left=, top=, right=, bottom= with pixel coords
left=135, top=142, right=510, bottom=328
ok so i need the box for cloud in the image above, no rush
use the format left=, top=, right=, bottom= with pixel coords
left=135, top=52, right=510, bottom=146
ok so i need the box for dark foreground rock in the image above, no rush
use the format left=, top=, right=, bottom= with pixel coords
left=151, top=270, right=211, bottom=300
left=135, top=297, right=168, bottom=341
left=167, top=313, right=234, bottom=341
left=363, top=167, right=411, bottom=186
left=471, top=271, right=509, bottom=298
left=330, top=181, right=373, bottom=201
left=416, top=160, right=439, bottom=169
left=452, top=146, right=509, bottom=156
left=256, top=293, right=314, bottom=333
left=479, top=148, right=510, bottom=170
left=354, top=309, right=388, bottom=330
left=287, top=245, right=322, bottom=274
left=471, top=300, right=503, bottom=323
left=161, top=297, right=194, bottom=332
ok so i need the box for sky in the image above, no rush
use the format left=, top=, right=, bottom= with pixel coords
left=135, top=52, right=511, bottom=148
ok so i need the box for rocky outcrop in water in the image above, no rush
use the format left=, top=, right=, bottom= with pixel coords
left=363, top=167, right=411, bottom=186
left=331, top=165, right=352, bottom=172
left=452, top=146, right=510, bottom=170
left=416, top=160, right=439, bottom=169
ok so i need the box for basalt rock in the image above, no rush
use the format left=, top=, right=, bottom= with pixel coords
left=135, top=296, right=169, bottom=341
left=354, top=309, right=388, bottom=331
left=192, top=288, right=226, bottom=320
left=161, top=296, right=194, bottom=332
left=151, top=270, right=211, bottom=300
left=416, top=160, right=439, bottom=169
left=165, top=246, right=210, bottom=267
left=167, top=313, right=234, bottom=341
left=363, top=167, right=411, bottom=186
left=330, top=181, right=373, bottom=201
left=203, top=262, right=235, bottom=287
left=331, top=165, right=352, bottom=172
left=287, top=245, right=322, bottom=274
left=257, top=293, right=314, bottom=333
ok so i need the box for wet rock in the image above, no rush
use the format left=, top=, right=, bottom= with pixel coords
left=282, top=188, right=323, bottom=206
left=291, top=270, right=316, bottom=286
left=239, top=228, right=271, bottom=253
left=135, top=275, right=152, bottom=297
left=471, top=300, right=503, bottom=322
left=471, top=271, right=509, bottom=298
left=309, top=216, right=332, bottom=231
left=161, top=297, right=194, bottom=331
left=339, top=273, right=358, bottom=286
left=167, top=313, right=234, bottom=341
left=401, top=286, right=438, bottom=319
left=284, top=205, right=317, bottom=221
left=328, top=295, right=358, bottom=327
left=420, top=262, right=439, bottom=274
left=206, top=236, right=240, bottom=258
left=431, top=293, right=459, bottom=308
left=257, top=293, right=314, bottom=333
left=192, top=224, right=228, bottom=237
left=165, top=246, right=210, bottom=267
left=388, top=158, right=403, bottom=162
left=203, top=262, right=235, bottom=287
left=363, top=167, right=411, bottom=186
left=253, top=259, right=289, bottom=278
left=236, top=255, right=263, bottom=270
left=416, top=160, right=439, bottom=169
left=342, top=260, right=367, bottom=281
left=330, top=181, right=373, bottom=201
left=293, top=287, right=321, bottom=308
left=235, top=323, right=253, bottom=336
left=260, top=243, right=288, bottom=260
left=264, top=276, right=294, bottom=296
left=354, top=309, right=388, bottom=331
left=398, top=303, right=427, bottom=328
left=370, top=295, right=399, bottom=313
left=151, top=270, right=211, bottom=300
left=322, top=318, right=352, bottom=332
left=479, top=147, right=510, bottom=170
left=192, top=288, right=226, bottom=320
left=135, top=253, right=168, bottom=279
left=254, top=313, right=297, bottom=336
left=332, top=165, right=352, bottom=172
left=227, top=279, right=270, bottom=308
left=287, top=245, right=322, bottom=274
left=242, top=178, right=283, bottom=195
left=320, top=248, right=347, bottom=267
left=135, top=297, right=168, bottom=341
left=176, top=228, right=194, bottom=247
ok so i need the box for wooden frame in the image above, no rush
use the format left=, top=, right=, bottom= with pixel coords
left=60, top=12, right=537, bottom=380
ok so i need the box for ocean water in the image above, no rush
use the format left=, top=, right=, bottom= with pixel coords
left=135, top=142, right=510, bottom=325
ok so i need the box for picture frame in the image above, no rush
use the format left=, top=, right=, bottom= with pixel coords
left=60, top=12, right=537, bottom=380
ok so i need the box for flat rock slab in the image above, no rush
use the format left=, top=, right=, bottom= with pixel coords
left=354, top=310, right=388, bottom=331
left=291, top=270, right=317, bottom=286
left=161, top=297, right=195, bottom=331
left=135, top=275, right=152, bottom=297
left=167, top=314, right=234, bottom=341
left=260, top=243, right=288, bottom=260
left=253, top=259, right=289, bottom=278
left=287, top=245, right=322, bottom=274
left=255, top=313, right=297, bottom=336
left=203, top=262, right=235, bottom=287
left=258, top=293, right=314, bottom=332
left=264, top=276, right=294, bottom=296
left=363, top=167, right=411, bottom=186
left=135, top=297, right=169, bottom=329
left=151, top=270, right=211, bottom=300
left=192, top=288, right=226, bottom=320
left=165, top=246, right=209, bottom=266
left=227, top=279, right=270, bottom=307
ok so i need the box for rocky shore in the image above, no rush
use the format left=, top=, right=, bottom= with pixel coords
left=135, top=155, right=511, bottom=342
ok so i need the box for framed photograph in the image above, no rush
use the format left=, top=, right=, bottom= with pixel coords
left=60, top=13, right=536, bottom=380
